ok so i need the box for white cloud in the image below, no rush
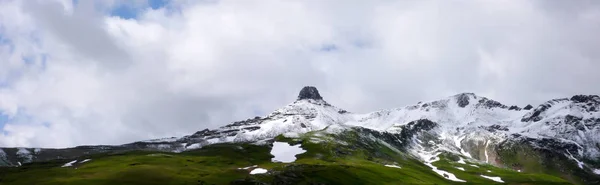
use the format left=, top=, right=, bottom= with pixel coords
left=0, top=0, right=599, bottom=147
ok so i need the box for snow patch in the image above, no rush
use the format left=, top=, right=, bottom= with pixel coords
left=61, top=160, right=78, bottom=167
left=249, top=168, right=268, bottom=174
left=457, top=158, right=466, bottom=164
left=454, top=136, right=472, bottom=158
left=16, top=148, right=33, bottom=163
left=270, top=142, right=306, bottom=163
left=0, top=149, right=6, bottom=161
left=487, top=170, right=492, bottom=172
left=565, top=150, right=584, bottom=169
left=480, top=175, right=504, bottom=183
left=141, top=137, right=179, bottom=143
left=416, top=151, right=466, bottom=182
left=469, top=164, right=479, bottom=168
left=186, top=143, right=202, bottom=150
left=484, top=140, right=490, bottom=163
left=384, top=164, right=402, bottom=169
left=16, top=148, right=30, bottom=155
left=79, top=159, right=91, bottom=163
left=238, top=165, right=258, bottom=170
left=456, top=167, right=465, bottom=171
left=593, top=169, right=600, bottom=175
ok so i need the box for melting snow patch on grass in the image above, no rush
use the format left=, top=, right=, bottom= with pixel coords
left=238, top=165, right=258, bottom=170
left=384, top=164, right=402, bottom=169
left=456, top=167, right=465, bottom=171
left=250, top=168, right=268, bottom=174
left=416, top=151, right=466, bottom=182
left=457, top=157, right=466, bottom=164
left=593, top=169, right=600, bottom=175
left=271, top=142, right=306, bottom=163
left=61, top=160, right=78, bottom=167
left=469, top=164, right=479, bottom=168
left=79, top=159, right=91, bottom=163
left=480, top=175, right=504, bottom=183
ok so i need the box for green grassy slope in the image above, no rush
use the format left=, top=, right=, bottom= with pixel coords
left=0, top=129, right=575, bottom=185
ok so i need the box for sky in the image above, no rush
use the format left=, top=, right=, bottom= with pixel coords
left=0, top=0, right=599, bottom=148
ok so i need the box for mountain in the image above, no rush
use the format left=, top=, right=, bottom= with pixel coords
left=1, top=86, right=599, bottom=184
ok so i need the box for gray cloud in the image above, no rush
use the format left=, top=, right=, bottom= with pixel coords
left=22, top=0, right=132, bottom=69
left=0, top=0, right=599, bottom=147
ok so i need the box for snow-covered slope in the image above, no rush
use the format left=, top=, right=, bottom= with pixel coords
left=176, top=86, right=352, bottom=149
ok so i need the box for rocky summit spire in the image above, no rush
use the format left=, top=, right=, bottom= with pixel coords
left=297, top=86, right=323, bottom=100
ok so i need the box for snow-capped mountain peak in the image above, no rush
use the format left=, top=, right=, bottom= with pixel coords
left=175, top=86, right=351, bottom=149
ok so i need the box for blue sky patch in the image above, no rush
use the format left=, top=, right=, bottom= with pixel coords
left=149, top=0, right=170, bottom=9
left=0, top=33, right=16, bottom=54
left=110, top=0, right=172, bottom=19
left=110, top=4, right=141, bottom=19
left=22, top=55, right=35, bottom=65
left=0, top=111, right=8, bottom=130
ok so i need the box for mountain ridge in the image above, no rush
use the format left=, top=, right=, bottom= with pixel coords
left=1, top=86, right=599, bottom=184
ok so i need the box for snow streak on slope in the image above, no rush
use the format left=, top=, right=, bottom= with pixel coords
left=480, top=175, right=504, bottom=183
left=384, top=164, right=402, bottom=169
left=415, top=149, right=466, bottom=182
left=61, top=160, right=78, bottom=167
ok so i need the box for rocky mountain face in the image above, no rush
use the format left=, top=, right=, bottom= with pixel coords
left=1, top=86, right=599, bottom=183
